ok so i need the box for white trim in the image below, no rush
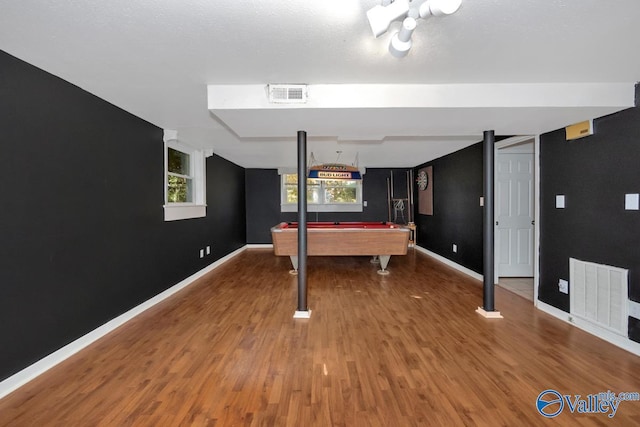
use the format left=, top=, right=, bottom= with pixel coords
left=163, top=129, right=178, bottom=142
left=0, top=246, right=247, bottom=400
left=536, top=300, right=640, bottom=357
left=164, top=135, right=207, bottom=221
left=209, top=83, right=635, bottom=110
left=414, top=245, right=483, bottom=282
left=246, top=243, right=274, bottom=249
left=164, top=204, right=206, bottom=221
left=494, top=135, right=534, bottom=150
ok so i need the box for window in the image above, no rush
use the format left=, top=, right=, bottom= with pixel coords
left=167, top=147, right=193, bottom=203
left=281, top=173, right=363, bottom=212
left=164, top=135, right=208, bottom=221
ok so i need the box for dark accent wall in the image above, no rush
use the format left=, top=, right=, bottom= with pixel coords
left=245, top=168, right=413, bottom=243
left=539, top=87, right=640, bottom=344
left=414, top=143, right=484, bottom=274
left=0, top=50, right=246, bottom=381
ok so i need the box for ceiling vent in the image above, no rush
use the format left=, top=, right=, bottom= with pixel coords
left=268, top=84, right=308, bottom=104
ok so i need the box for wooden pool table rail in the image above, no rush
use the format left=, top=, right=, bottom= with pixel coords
left=270, top=222, right=410, bottom=274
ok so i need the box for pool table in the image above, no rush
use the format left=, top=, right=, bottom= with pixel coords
left=270, top=221, right=410, bottom=275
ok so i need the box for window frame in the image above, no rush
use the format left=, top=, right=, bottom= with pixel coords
left=163, top=137, right=207, bottom=221
left=167, top=146, right=194, bottom=204
left=280, top=170, right=363, bottom=213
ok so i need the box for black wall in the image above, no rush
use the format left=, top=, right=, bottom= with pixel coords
left=0, top=50, right=246, bottom=381
left=539, top=88, right=640, bottom=344
left=245, top=168, right=413, bottom=243
left=414, top=143, right=484, bottom=274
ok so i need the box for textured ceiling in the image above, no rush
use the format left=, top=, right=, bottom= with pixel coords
left=2, top=0, right=640, bottom=167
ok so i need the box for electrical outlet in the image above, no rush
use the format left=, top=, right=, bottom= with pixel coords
left=206, top=246, right=211, bottom=255
left=452, top=244, right=457, bottom=253
left=558, top=279, right=568, bottom=294
left=199, top=249, right=204, bottom=258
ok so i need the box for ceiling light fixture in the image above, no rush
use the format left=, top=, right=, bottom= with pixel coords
left=366, top=0, right=462, bottom=58
left=308, top=152, right=362, bottom=180
left=389, top=17, right=417, bottom=58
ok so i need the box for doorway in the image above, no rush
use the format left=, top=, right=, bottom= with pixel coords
left=494, top=136, right=536, bottom=301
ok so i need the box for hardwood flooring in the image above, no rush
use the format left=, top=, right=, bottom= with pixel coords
left=1, top=249, right=639, bottom=426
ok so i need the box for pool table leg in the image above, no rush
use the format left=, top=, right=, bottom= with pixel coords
left=289, top=255, right=298, bottom=275
left=377, top=255, right=391, bottom=275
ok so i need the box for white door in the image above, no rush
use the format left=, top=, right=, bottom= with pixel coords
left=496, top=152, right=534, bottom=277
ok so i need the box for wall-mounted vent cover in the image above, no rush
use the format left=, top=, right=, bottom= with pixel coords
left=268, top=84, right=308, bottom=104
left=570, top=258, right=628, bottom=337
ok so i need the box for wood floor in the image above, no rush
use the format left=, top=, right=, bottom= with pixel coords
left=1, top=249, right=640, bottom=426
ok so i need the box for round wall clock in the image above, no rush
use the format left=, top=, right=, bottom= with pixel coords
left=417, top=170, right=429, bottom=190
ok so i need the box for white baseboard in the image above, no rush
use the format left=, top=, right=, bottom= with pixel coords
left=536, top=300, right=640, bottom=357
left=414, top=245, right=483, bottom=282
left=0, top=245, right=247, bottom=400
left=246, top=243, right=273, bottom=249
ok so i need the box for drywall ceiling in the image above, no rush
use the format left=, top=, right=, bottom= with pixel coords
left=1, top=0, right=640, bottom=168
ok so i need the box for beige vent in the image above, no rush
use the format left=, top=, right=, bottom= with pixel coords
left=570, top=258, right=628, bottom=336
left=268, top=84, right=307, bottom=104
